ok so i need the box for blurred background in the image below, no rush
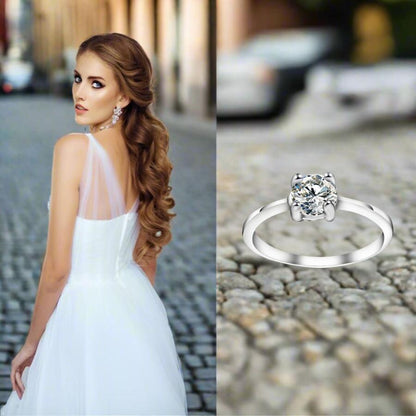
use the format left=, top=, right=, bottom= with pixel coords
left=217, top=1, right=416, bottom=415
left=0, top=1, right=216, bottom=415
left=218, top=0, right=416, bottom=126
left=0, top=0, right=215, bottom=118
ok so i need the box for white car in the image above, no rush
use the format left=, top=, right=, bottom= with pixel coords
left=217, top=27, right=341, bottom=118
left=306, top=60, right=416, bottom=117
left=2, top=58, right=34, bottom=92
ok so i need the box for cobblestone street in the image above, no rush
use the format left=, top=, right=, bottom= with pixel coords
left=0, top=95, right=216, bottom=415
left=217, top=96, right=416, bottom=415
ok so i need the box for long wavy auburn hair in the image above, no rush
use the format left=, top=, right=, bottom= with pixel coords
left=76, top=33, right=175, bottom=264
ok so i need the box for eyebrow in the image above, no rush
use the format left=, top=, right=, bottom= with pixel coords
left=73, top=69, right=105, bottom=80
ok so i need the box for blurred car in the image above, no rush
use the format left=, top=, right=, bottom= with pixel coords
left=306, top=60, right=416, bottom=118
left=217, top=27, right=342, bottom=118
left=1, top=58, right=34, bottom=94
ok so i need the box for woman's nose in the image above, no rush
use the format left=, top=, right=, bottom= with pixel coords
left=74, top=82, right=86, bottom=101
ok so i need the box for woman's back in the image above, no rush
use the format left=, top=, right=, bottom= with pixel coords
left=76, top=131, right=138, bottom=220
left=65, top=133, right=142, bottom=285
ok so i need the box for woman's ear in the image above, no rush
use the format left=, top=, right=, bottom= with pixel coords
left=118, top=94, right=130, bottom=109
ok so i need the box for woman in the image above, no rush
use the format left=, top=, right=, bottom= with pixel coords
left=1, top=33, right=187, bottom=415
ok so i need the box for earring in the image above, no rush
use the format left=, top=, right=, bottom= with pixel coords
left=98, top=106, right=123, bottom=131
left=112, top=106, right=123, bottom=125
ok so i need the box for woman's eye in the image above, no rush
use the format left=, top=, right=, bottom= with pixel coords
left=73, top=75, right=103, bottom=89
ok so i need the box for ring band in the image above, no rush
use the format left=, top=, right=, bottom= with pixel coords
left=242, top=173, right=394, bottom=268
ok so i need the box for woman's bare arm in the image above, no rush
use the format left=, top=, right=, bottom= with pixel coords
left=25, top=134, right=86, bottom=349
left=24, top=262, right=70, bottom=348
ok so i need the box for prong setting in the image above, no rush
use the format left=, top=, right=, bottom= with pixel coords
left=324, top=201, right=336, bottom=222
left=291, top=173, right=303, bottom=187
left=290, top=201, right=303, bottom=222
left=324, top=172, right=336, bottom=186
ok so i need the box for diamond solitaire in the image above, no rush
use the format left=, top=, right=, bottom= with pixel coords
left=288, top=173, right=338, bottom=222
left=242, top=172, right=394, bottom=268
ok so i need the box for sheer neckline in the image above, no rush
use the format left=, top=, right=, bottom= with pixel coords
left=85, top=132, right=139, bottom=214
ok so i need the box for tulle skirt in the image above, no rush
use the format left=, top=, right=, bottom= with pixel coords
left=0, top=263, right=188, bottom=415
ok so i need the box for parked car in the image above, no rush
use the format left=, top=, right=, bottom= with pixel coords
left=217, top=27, right=342, bottom=118
left=306, top=60, right=416, bottom=118
left=1, top=58, right=34, bottom=93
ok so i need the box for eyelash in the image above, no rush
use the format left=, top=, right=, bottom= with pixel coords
left=73, top=74, right=104, bottom=89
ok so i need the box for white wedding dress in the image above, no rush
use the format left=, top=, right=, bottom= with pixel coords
left=0, top=132, right=188, bottom=415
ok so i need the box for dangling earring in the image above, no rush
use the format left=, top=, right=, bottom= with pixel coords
left=98, top=106, right=123, bottom=131
left=112, top=106, right=123, bottom=125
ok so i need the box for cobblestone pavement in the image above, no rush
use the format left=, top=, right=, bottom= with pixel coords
left=0, top=95, right=215, bottom=415
left=217, top=96, right=416, bottom=415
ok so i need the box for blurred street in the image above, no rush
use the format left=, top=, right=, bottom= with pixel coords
left=217, top=97, right=416, bottom=415
left=0, top=95, right=215, bottom=415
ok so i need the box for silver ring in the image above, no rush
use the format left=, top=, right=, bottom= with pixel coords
left=242, top=173, right=394, bottom=268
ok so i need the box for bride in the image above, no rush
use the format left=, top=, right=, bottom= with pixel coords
left=1, top=33, right=188, bottom=415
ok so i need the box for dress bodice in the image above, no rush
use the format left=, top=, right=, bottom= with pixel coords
left=69, top=212, right=140, bottom=284
left=47, top=133, right=141, bottom=285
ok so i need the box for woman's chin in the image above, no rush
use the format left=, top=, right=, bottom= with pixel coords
left=74, top=117, right=89, bottom=126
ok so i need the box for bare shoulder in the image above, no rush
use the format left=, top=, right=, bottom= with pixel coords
left=53, top=133, right=89, bottom=184
left=54, top=132, right=89, bottom=155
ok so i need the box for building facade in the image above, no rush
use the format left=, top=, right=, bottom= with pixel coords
left=31, top=0, right=215, bottom=117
